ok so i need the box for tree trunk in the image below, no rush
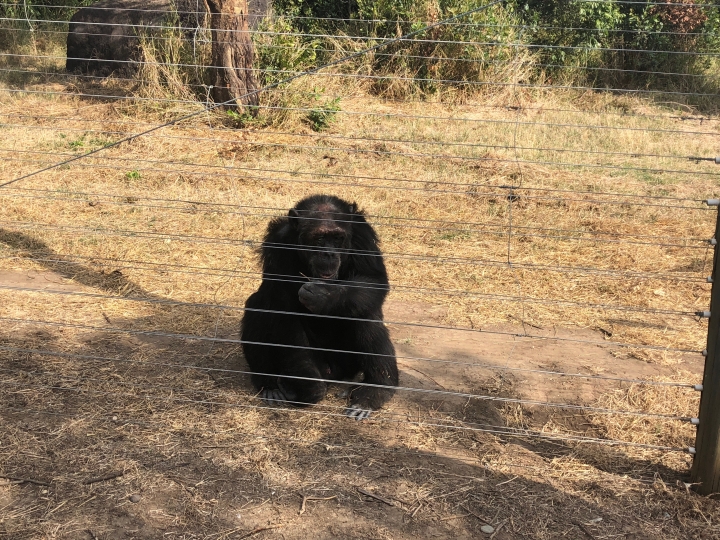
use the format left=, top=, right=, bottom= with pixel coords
left=205, top=0, right=259, bottom=113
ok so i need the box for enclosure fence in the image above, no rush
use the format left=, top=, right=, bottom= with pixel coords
left=0, top=0, right=719, bottom=497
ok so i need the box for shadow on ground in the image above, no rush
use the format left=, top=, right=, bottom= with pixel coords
left=0, top=230, right=714, bottom=539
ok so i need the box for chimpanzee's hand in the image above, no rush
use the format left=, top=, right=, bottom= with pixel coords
left=298, top=281, right=335, bottom=314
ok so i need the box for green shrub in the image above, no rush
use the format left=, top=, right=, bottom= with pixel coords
left=0, top=1, right=94, bottom=28
left=265, top=0, right=720, bottom=95
left=514, top=0, right=720, bottom=90
left=254, top=17, right=321, bottom=86
left=306, top=91, right=341, bottom=130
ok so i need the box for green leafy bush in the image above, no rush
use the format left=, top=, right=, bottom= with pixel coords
left=254, top=17, right=321, bottom=86
left=0, top=0, right=94, bottom=27
left=264, top=0, right=720, bottom=95
left=306, top=90, right=341, bottom=130
left=515, top=0, right=720, bottom=90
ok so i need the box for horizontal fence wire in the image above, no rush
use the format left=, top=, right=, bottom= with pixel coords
left=5, top=16, right=720, bottom=59
left=3, top=84, right=719, bottom=139
left=3, top=120, right=719, bottom=166
left=0, top=314, right=706, bottom=388
left=0, top=406, right=683, bottom=483
left=0, top=284, right=704, bottom=355
left=2, top=94, right=719, bottom=124
left=3, top=21, right=718, bottom=45
left=1, top=103, right=719, bottom=133
left=0, top=186, right=710, bottom=246
left=5, top=1, right=719, bottom=31
left=1, top=30, right=718, bottom=81
left=0, top=364, right=690, bottom=424
left=3, top=43, right=719, bottom=82
left=0, top=375, right=693, bottom=451
left=3, top=142, right=719, bottom=190
left=0, top=342, right=698, bottom=391
left=0, top=406, right=668, bottom=488
left=2, top=59, right=718, bottom=98
left=1, top=244, right=705, bottom=295
left=0, top=184, right=710, bottom=218
left=2, top=154, right=717, bottom=206
left=0, top=250, right=707, bottom=287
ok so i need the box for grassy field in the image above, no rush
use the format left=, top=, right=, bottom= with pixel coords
left=0, top=29, right=720, bottom=539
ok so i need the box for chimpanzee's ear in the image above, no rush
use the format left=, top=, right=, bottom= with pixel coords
left=348, top=202, right=358, bottom=216
left=288, top=208, right=299, bottom=228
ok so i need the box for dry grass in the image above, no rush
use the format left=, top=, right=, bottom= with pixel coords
left=0, top=83, right=714, bottom=350
left=0, top=33, right=719, bottom=539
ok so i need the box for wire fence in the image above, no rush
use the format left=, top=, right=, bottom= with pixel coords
left=0, top=0, right=717, bottom=508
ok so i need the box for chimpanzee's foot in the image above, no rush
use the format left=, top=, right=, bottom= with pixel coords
left=344, top=404, right=373, bottom=421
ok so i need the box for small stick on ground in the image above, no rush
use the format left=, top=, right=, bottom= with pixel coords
left=299, top=494, right=337, bottom=515
left=0, top=474, right=49, bottom=486
left=461, top=505, right=492, bottom=524
left=489, top=519, right=508, bottom=540
left=410, top=503, right=422, bottom=518
left=399, top=364, right=447, bottom=390
left=357, top=488, right=395, bottom=506
left=83, top=471, right=124, bottom=485
left=86, top=530, right=99, bottom=540
left=237, top=525, right=283, bottom=539
left=440, top=513, right=470, bottom=522
left=573, top=520, right=596, bottom=539
left=509, top=314, right=543, bottom=330
left=495, top=475, right=518, bottom=487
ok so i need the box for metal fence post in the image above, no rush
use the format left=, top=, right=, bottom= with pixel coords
left=692, top=205, right=720, bottom=495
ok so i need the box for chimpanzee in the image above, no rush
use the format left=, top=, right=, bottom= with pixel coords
left=241, top=194, right=398, bottom=420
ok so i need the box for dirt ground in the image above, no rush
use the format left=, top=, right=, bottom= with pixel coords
left=0, top=42, right=719, bottom=536
left=0, top=268, right=715, bottom=539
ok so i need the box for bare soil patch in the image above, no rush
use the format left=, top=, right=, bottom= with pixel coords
left=0, top=269, right=712, bottom=539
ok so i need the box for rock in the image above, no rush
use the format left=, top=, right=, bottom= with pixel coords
left=66, top=0, right=269, bottom=76
left=129, top=493, right=141, bottom=503
left=66, top=0, right=192, bottom=76
left=480, top=525, right=494, bottom=534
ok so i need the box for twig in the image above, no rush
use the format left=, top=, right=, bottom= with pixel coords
left=495, top=475, right=518, bottom=487
left=0, top=480, right=25, bottom=486
left=410, top=503, right=422, bottom=518
left=0, top=474, right=49, bottom=486
left=509, top=314, right=543, bottom=330
left=357, top=488, right=395, bottom=506
left=78, top=495, right=97, bottom=508
left=440, top=513, right=470, bottom=522
left=399, top=364, right=447, bottom=390
left=168, top=476, right=196, bottom=497
left=299, top=494, right=336, bottom=515
left=86, top=530, right=99, bottom=540
left=460, top=505, right=492, bottom=524
left=83, top=471, right=124, bottom=485
left=573, top=520, right=596, bottom=539
left=489, top=519, right=508, bottom=540
left=237, top=525, right=283, bottom=539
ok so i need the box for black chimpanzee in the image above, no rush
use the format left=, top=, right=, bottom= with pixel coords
left=241, top=194, right=398, bottom=420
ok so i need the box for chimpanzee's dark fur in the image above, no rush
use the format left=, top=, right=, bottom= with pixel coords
left=241, top=195, right=398, bottom=420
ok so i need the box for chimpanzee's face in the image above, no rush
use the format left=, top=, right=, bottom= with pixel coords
left=298, top=224, right=351, bottom=280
